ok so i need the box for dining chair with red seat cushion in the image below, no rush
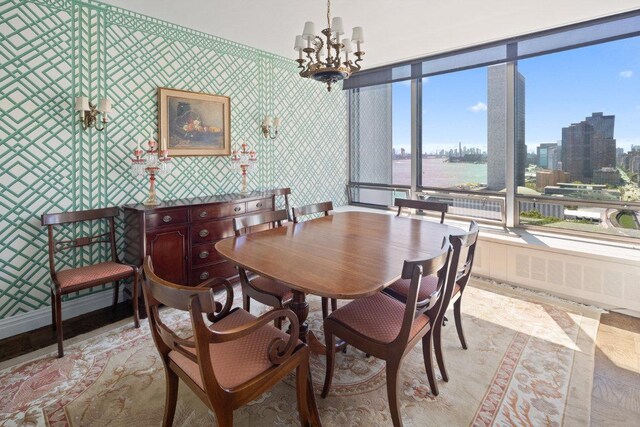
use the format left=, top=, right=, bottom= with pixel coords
left=383, top=221, right=479, bottom=383
left=41, top=207, right=140, bottom=358
left=321, top=236, right=462, bottom=427
left=142, top=256, right=320, bottom=427
left=291, top=201, right=337, bottom=319
left=233, top=209, right=293, bottom=328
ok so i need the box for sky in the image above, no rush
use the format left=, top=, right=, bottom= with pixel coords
left=392, top=36, right=640, bottom=153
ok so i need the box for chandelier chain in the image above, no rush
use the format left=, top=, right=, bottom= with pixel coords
left=327, top=0, right=331, bottom=29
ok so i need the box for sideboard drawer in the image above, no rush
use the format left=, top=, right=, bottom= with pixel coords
left=191, top=242, right=224, bottom=266
left=247, top=198, right=273, bottom=213
left=192, top=262, right=238, bottom=285
left=192, top=219, right=234, bottom=244
left=191, top=203, right=246, bottom=221
left=146, top=208, right=188, bottom=229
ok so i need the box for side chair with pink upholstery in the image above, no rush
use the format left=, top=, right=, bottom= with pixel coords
left=41, top=206, right=140, bottom=358
left=321, top=236, right=462, bottom=427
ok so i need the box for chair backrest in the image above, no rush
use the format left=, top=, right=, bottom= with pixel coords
left=455, top=221, right=480, bottom=291
left=271, top=187, right=292, bottom=221
left=394, top=235, right=461, bottom=346
left=142, top=257, right=225, bottom=388
left=394, top=198, right=448, bottom=223
left=41, top=207, right=121, bottom=276
left=292, top=201, right=333, bottom=223
left=233, top=209, right=288, bottom=236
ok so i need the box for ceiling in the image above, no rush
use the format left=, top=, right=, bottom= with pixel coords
left=100, top=0, right=640, bottom=68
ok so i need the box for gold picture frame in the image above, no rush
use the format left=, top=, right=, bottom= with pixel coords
left=158, top=87, right=231, bottom=156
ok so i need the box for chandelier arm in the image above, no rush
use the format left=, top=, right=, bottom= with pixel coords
left=314, top=36, right=324, bottom=64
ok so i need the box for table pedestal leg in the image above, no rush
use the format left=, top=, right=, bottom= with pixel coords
left=289, top=290, right=346, bottom=355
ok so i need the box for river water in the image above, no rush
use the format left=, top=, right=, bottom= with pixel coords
left=392, top=158, right=488, bottom=187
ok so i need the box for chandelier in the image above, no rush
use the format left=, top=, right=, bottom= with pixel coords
left=294, top=0, right=365, bottom=91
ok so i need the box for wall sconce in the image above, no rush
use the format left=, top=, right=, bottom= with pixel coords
left=75, top=96, right=113, bottom=131
left=261, top=115, right=281, bottom=140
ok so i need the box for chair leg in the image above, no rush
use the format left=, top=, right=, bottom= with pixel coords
left=385, top=360, right=403, bottom=427
left=321, top=328, right=336, bottom=398
left=243, top=293, right=251, bottom=312
left=213, top=408, right=233, bottom=427
left=307, top=370, right=322, bottom=427
left=454, top=298, right=467, bottom=350
left=50, top=289, right=56, bottom=331
left=162, top=369, right=179, bottom=427
left=112, top=280, right=120, bottom=310
left=54, top=292, right=63, bottom=358
left=422, top=330, right=439, bottom=396
left=132, top=272, right=140, bottom=328
left=321, top=297, right=328, bottom=319
left=433, top=317, right=448, bottom=382
left=331, top=298, right=337, bottom=312
left=296, top=359, right=311, bottom=426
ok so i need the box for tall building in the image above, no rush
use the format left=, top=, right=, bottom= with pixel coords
left=487, top=64, right=526, bottom=190
left=537, top=143, right=560, bottom=170
left=561, top=113, right=616, bottom=182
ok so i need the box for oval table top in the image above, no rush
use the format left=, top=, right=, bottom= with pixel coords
left=215, top=211, right=464, bottom=300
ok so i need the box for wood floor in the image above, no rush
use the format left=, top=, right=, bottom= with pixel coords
left=0, top=305, right=638, bottom=425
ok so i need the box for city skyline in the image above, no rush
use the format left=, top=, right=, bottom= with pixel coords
left=391, top=35, right=640, bottom=153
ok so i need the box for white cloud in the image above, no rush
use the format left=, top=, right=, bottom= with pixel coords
left=468, top=102, right=487, bottom=112
left=619, top=70, right=633, bottom=78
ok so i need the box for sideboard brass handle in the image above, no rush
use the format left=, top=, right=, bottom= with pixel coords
left=199, top=271, right=210, bottom=280
left=234, top=206, right=241, bottom=212
left=256, top=202, right=263, bottom=208
left=199, top=251, right=209, bottom=259
left=199, top=229, right=209, bottom=238
left=199, top=211, right=208, bottom=218
left=162, top=215, right=172, bottom=223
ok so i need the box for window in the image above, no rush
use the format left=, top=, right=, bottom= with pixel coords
left=421, top=66, right=499, bottom=192
left=516, top=36, right=640, bottom=237
left=349, top=81, right=411, bottom=205
left=347, top=10, right=640, bottom=239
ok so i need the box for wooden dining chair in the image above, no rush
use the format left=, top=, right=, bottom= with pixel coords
left=41, top=207, right=140, bottom=358
left=394, top=198, right=449, bottom=223
left=141, top=256, right=320, bottom=427
left=291, top=201, right=337, bottom=318
left=384, top=221, right=479, bottom=383
left=272, top=187, right=292, bottom=221
left=322, top=237, right=462, bottom=426
left=233, top=209, right=293, bottom=328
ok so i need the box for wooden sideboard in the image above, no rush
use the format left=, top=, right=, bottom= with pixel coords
left=123, top=191, right=275, bottom=286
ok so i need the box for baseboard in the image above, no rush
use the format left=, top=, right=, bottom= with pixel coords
left=0, top=289, right=125, bottom=340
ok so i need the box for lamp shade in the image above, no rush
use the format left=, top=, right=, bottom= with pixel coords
left=273, top=116, right=282, bottom=128
left=262, top=115, right=272, bottom=126
left=294, top=35, right=305, bottom=51
left=75, top=96, right=89, bottom=111
left=352, top=26, right=364, bottom=43
left=98, top=98, right=112, bottom=113
left=342, top=39, right=353, bottom=53
left=331, top=17, right=344, bottom=35
left=302, top=21, right=315, bottom=40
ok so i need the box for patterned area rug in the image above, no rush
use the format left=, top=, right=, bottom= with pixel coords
left=0, top=279, right=599, bottom=426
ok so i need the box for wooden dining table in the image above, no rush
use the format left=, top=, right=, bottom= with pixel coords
left=215, top=211, right=463, bottom=353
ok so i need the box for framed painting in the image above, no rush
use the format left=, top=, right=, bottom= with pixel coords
left=158, top=87, right=231, bottom=156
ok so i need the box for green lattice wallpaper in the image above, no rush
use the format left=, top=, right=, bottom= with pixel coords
left=0, top=0, right=348, bottom=320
